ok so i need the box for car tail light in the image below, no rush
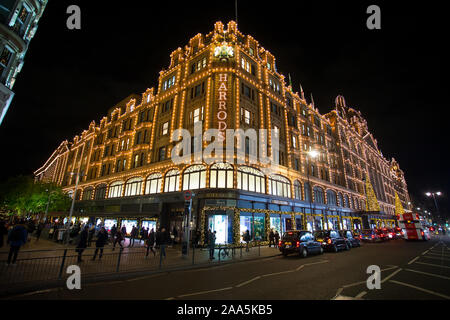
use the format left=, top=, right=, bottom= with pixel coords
left=296, top=241, right=300, bottom=248
left=421, top=231, right=424, bottom=236
left=359, top=235, right=362, bottom=239
left=279, top=241, right=282, bottom=247
left=371, top=235, right=375, bottom=239
left=327, top=238, right=332, bottom=244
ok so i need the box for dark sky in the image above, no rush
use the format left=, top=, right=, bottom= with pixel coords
left=0, top=1, right=448, bottom=217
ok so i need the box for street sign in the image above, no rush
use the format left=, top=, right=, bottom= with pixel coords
left=184, top=190, right=192, bottom=201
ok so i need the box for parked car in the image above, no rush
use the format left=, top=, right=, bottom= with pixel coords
left=279, top=230, right=324, bottom=257
left=377, top=228, right=390, bottom=240
left=339, top=230, right=361, bottom=248
left=381, top=228, right=396, bottom=240
left=360, top=229, right=385, bottom=242
left=313, top=230, right=349, bottom=252
left=393, top=227, right=403, bottom=239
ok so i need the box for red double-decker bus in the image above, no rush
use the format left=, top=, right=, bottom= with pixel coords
left=398, top=213, right=430, bottom=240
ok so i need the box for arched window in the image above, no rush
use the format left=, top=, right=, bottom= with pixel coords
left=210, top=163, right=233, bottom=188
left=338, top=193, right=343, bottom=207
left=293, top=180, right=302, bottom=200
left=183, top=165, right=206, bottom=190
left=74, top=189, right=81, bottom=201
left=344, top=194, right=350, bottom=208
left=108, top=181, right=124, bottom=198
left=237, top=166, right=265, bottom=193
left=327, top=190, right=337, bottom=206
left=304, top=182, right=311, bottom=202
left=313, top=186, right=324, bottom=204
left=164, top=169, right=180, bottom=192
left=124, top=177, right=143, bottom=197
left=268, top=175, right=291, bottom=198
left=94, top=184, right=107, bottom=200
left=145, top=173, right=162, bottom=194
left=82, top=187, right=93, bottom=200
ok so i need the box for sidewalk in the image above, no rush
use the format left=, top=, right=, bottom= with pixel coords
left=0, top=236, right=281, bottom=296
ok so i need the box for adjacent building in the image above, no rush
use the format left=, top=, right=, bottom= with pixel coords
left=0, top=0, right=47, bottom=125
left=34, top=21, right=411, bottom=244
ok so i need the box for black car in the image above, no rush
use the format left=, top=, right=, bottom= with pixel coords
left=360, top=229, right=387, bottom=242
left=279, top=230, right=324, bottom=257
left=339, top=230, right=361, bottom=248
left=313, top=230, right=349, bottom=252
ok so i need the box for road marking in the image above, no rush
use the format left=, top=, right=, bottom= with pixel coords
left=404, top=268, right=450, bottom=280
left=261, top=270, right=294, bottom=277
left=408, top=256, right=420, bottom=265
left=333, top=295, right=359, bottom=300
left=389, top=280, right=450, bottom=300
left=178, top=286, right=233, bottom=298
left=414, top=262, right=450, bottom=269
left=303, top=260, right=329, bottom=267
left=421, top=256, right=450, bottom=262
left=332, top=287, right=344, bottom=299
left=7, top=288, right=56, bottom=299
left=381, top=266, right=399, bottom=272
left=165, top=297, right=175, bottom=300
left=355, top=291, right=367, bottom=299
left=425, top=252, right=450, bottom=258
left=422, top=250, right=429, bottom=255
left=381, top=268, right=402, bottom=283
left=235, top=276, right=261, bottom=288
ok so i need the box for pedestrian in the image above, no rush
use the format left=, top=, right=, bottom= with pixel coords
left=76, top=226, right=89, bottom=263
left=157, top=227, right=169, bottom=258
left=35, top=222, right=44, bottom=242
left=129, top=225, right=138, bottom=247
left=26, top=220, right=35, bottom=242
left=243, top=230, right=251, bottom=252
left=206, top=229, right=211, bottom=248
left=172, top=226, right=178, bottom=245
left=110, top=224, right=117, bottom=241
left=141, top=227, right=148, bottom=245
left=145, top=228, right=156, bottom=258
left=0, top=220, right=8, bottom=248
left=6, top=219, right=28, bottom=265
left=121, top=225, right=127, bottom=245
left=274, top=230, right=280, bottom=248
left=87, top=225, right=95, bottom=247
left=92, top=227, right=108, bottom=261
left=113, top=230, right=124, bottom=250
left=209, top=230, right=216, bottom=260
left=269, top=229, right=275, bottom=247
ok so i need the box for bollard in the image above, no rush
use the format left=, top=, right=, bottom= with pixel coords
left=58, top=249, right=68, bottom=279
left=116, top=247, right=123, bottom=272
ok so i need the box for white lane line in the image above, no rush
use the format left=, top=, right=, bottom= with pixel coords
left=295, top=265, right=305, bottom=271
left=342, top=280, right=366, bottom=288
left=7, top=288, right=57, bottom=298
left=332, top=287, right=344, bottom=299
left=421, top=256, right=450, bottom=262
left=381, top=266, right=399, bottom=272
left=333, top=295, right=359, bottom=300
left=389, top=280, right=450, bottom=300
left=414, top=262, right=450, bottom=269
left=422, top=250, right=429, bottom=255
left=355, top=291, right=367, bottom=299
left=178, top=286, right=233, bottom=298
left=425, top=252, right=450, bottom=258
left=381, top=268, right=402, bottom=283
left=165, top=297, right=175, bottom=300
left=303, top=260, right=330, bottom=267
left=404, top=268, right=450, bottom=280
left=261, top=270, right=294, bottom=277
left=235, top=276, right=261, bottom=288
left=408, top=256, right=420, bottom=265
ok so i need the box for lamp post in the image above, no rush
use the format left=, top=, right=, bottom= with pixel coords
left=425, top=191, right=442, bottom=223
left=65, top=171, right=84, bottom=244
left=43, top=188, right=51, bottom=223
left=305, top=149, right=319, bottom=231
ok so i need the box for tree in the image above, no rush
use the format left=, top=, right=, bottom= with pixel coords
left=0, top=175, right=71, bottom=218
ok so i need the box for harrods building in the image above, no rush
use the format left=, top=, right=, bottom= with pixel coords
left=34, top=21, right=411, bottom=245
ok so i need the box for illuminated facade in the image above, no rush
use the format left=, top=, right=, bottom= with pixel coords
left=34, top=21, right=411, bottom=244
left=0, top=0, right=47, bottom=125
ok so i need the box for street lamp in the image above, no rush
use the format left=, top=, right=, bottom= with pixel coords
left=425, top=191, right=442, bottom=223
left=65, top=171, right=85, bottom=244
left=305, top=149, right=319, bottom=231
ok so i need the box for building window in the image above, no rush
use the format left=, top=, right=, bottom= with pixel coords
left=268, top=175, right=291, bottom=198
left=314, top=187, right=324, bottom=204
left=292, top=135, right=297, bottom=148
left=0, top=46, right=13, bottom=75
left=241, top=108, right=251, bottom=124
left=294, top=180, right=302, bottom=200
left=94, top=184, right=107, bottom=200
left=182, top=165, right=206, bottom=190
left=237, top=166, right=265, bottom=193
left=210, top=162, right=234, bottom=188
left=190, top=106, right=204, bottom=124
left=327, top=190, right=337, bottom=206
left=164, top=169, right=180, bottom=192
left=304, top=182, right=311, bottom=202
left=108, top=181, right=124, bottom=198
left=82, top=188, right=93, bottom=200
left=124, top=177, right=143, bottom=197
left=162, top=122, right=169, bottom=135
left=162, top=99, right=173, bottom=113
left=158, top=147, right=166, bottom=161
left=145, top=173, right=162, bottom=194
left=163, top=75, right=176, bottom=91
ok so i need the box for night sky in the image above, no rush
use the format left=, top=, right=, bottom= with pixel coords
left=0, top=1, right=447, bottom=217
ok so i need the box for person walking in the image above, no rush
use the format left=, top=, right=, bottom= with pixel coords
left=243, top=230, right=251, bottom=252
left=0, top=220, right=8, bottom=248
left=145, top=228, right=156, bottom=258
left=92, top=227, right=108, bottom=261
left=129, top=225, right=138, bottom=247
left=26, top=220, right=35, bottom=242
left=110, top=224, right=117, bottom=241
left=6, top=220, right=28, bottom=265
left=35, top=222, right=44, bottom=242
left=172, top=226, right=178, bottom=245
left=140, top=227, right=148, bottom=245
left=157, top=228, right=169, bottom=258
left=112, top=229, right=124, bottom=250
left=274, top=230, right=280, bottom=248
left=209, top=230, right=216, bottom=260
left=76, top=226, right=88, bottom=263
left=121, top=225, right=127, bottom=246
left=268, top=229, right=275, bottom=248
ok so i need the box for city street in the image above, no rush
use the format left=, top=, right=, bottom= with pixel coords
left=7, top=235, right=450, bottom=300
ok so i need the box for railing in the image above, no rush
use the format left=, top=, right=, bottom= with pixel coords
left=0, top=241, right=267, bottom=293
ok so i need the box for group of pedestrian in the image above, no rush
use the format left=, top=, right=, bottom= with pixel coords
left=268, top=229, right=280, bottom=248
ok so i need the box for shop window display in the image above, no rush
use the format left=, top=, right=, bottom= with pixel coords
left=121, top=220, right=138, bottom=235
left=208, top=215, right=230, bottom=244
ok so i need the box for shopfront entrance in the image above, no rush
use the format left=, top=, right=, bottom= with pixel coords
left=208, top=214, right=229, bottom=244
